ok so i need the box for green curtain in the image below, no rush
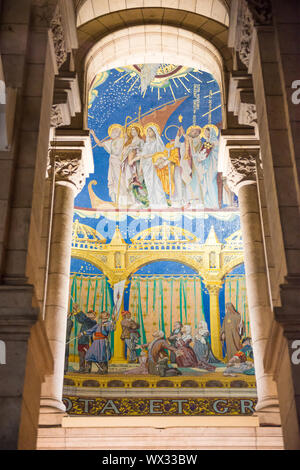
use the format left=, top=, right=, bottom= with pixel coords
left=137, top=279, right=147, bottom=344
left=106, top=278, right=114, bottom=354
left=126, top=275, right=208, bottom=350
left=159, top=279, right=165, bottom=335
left=170, top=279, right=173, bottom=334
left=194, top=278, right=197, bottom=329
left=93, top=278, right=98, bottom=311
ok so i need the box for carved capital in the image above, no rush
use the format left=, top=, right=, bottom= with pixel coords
left=206, top=283, right=223, bottom=295
left=50, top=150, right=86, bottom=195
left=225, top=150, right=258, bottom=194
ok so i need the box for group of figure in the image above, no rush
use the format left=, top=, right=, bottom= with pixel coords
left=91, top=122, right=232, bottom=209
left=64, top=302, right=254, bottom=378
left=121, top=303, right=254, bottom=377
left=121, top=319, right=217, bottom=377
left=65, top=304, right=116, bottom=375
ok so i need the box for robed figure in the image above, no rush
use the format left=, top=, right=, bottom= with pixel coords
left=221, top=303, right=245, bottom=362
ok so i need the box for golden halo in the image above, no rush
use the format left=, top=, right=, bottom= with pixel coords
left=164, top=124, right=180, bottom=142
left=202, top=124, right=219, bottom=137
left=186, top=125, right=203, bottom=137
left=127, top=122, right=145, bottom=137
left=108, top=123, right=124, bottom=137
left=144, top=122, right=161, bottom=136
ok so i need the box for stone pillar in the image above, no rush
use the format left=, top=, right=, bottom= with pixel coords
left=225, top=149, right=280, bottom=425
left=111, top=310, right=126, bottom=364
left=228, top=0, right=300, bottom=447
left=205, top=282, right=223, bottom=361
left=39, top=145, right=91, bottom=425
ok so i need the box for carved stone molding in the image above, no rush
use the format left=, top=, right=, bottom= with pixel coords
left=225, top=151, right=258, bottom=194
left=50, top=104, right=64, bottom=128
left=32, top=0, right=59, bottom=27
left=32, top=1, right=67, bottom=70
left=239, top=1, right=255, bottom=69
left=246, top=0, right=273, bottom=25
left=237, top=0, right=273, bottom=69
left=245, top=103, right=257, bottom=127
left=50, top=6, right=68, bottom=70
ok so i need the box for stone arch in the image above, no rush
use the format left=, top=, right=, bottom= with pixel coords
left=76, top=0, right=229, bottom=29
left=73, top=2, right=233, bottom=129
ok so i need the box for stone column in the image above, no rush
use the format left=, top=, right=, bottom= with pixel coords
left=225, top=149, right=280, bottom=425
left=110, top=291, right=127, bottom=364
left=39, top=148, right=88, bottom=425
left=205, top=282, right=223, bottom=361
left=228, top=0, right=300, bottom=446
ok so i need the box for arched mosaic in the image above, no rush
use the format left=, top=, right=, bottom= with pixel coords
left=64, top=61, right=257, bottom=417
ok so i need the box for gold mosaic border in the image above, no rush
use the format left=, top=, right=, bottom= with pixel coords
left=63, top=396, right=258, bottom=416
left=64, top=372, right=256, bottom=389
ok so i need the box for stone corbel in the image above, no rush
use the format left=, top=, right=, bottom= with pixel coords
left=228, top=72, right=258, bottom=133
left=51, top=71, right=81, bottom=128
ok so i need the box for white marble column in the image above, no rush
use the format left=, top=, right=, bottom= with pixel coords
left=39, top=149, right=87, bottom=424
left=225, top=149, right=280, bottom=425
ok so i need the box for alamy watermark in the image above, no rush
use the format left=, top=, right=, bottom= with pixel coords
left=291, top=340, right=300, bottom=365
left=0, top=340, right=6, bottom=364
left=291, top=80, right=300, bottom=105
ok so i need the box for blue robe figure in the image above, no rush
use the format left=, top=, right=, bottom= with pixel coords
left=84, top=312, right=116, bottom=374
